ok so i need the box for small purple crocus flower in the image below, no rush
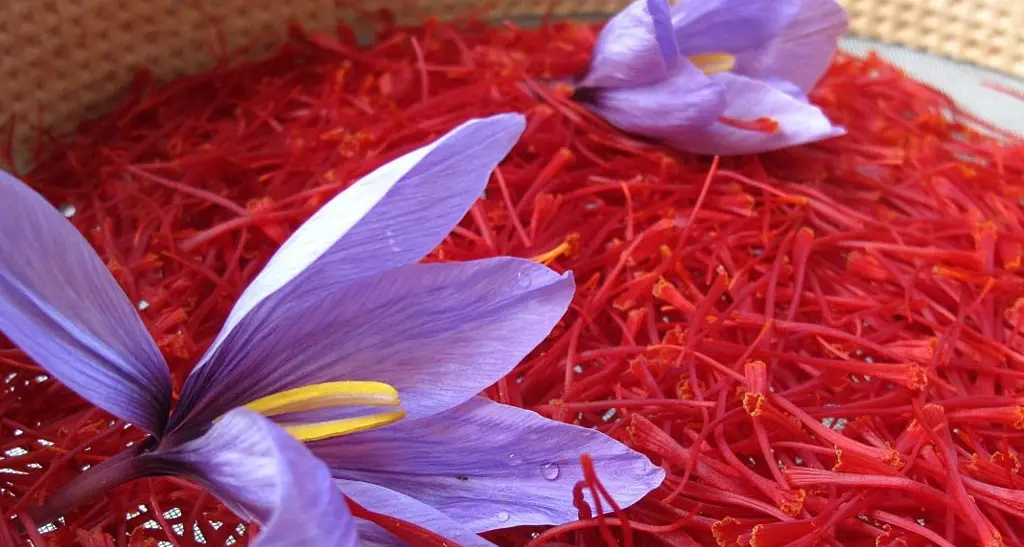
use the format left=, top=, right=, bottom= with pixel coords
left=576, top=0, right=849, bottom=155
left=0, top=113, right=664, bottom=546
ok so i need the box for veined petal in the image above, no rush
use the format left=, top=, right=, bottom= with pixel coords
left=198, top=114, right=525, bottom=371
left=586, top=60, right=725, bottom=139
left=157, top=409, right=357, bottom=547
left=666, top=73, right=844, bottom=155
left=579, top=0, right=679, bottom=89
left=170, top=258, right=573, bottom=430
left=337, top=480, right=496, bottom=547
left=0, top=172, right=171, bottom=434
left=672, top=0, right=801, bottom=57
left=316, top=398, right=665, bottom=532
left=733, top=0, right=848, bottom=93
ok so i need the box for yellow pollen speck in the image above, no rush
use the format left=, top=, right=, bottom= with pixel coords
left=687, top=53, right=736, bottom=75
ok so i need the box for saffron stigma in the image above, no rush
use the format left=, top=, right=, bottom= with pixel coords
left=242, top=381, right=406, bottom=442
left=532, top=235, right=578, bottom=265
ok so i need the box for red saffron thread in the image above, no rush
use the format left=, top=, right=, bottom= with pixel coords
left=717, top=116, right=781, bottom=134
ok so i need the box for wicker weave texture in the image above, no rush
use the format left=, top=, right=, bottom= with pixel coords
left=1, top=0, right=334, bottom=164
left=843, top=0, right=1023, bottom=76
left=1, top=0, right=1021, bottom=165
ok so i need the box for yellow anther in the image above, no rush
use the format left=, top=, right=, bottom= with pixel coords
left=283, top=410, right=407, bottom=442
left=688, top=53, right=736, bottom=75
left=243, top=381, right=400, bottom=417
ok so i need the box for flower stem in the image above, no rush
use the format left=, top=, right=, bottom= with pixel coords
left=30, top=444, right=150, bottom=525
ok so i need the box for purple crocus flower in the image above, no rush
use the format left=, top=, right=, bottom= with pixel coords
left=1, top=113, right=664, bottom=546
left=576, top=0, right=849, bottom=154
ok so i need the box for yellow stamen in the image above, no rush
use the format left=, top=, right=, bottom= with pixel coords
left=243, top=381, right=400, bottom=417
left=283, top=410, right=407, bottom=442
left=688, top=53, right=736, bottom=75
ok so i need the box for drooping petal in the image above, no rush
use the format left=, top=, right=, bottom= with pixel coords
left=201, top=114, right=525, bottom=364
left=672, top=0, right=801, bottom=57
left=733, top=0, right=848, bottom=93
left=585, top=60, right=725, bottom=140
left=170, top=258, right=574, bottom=430
left=337, top=479, right=496, bottom=547
left=157, top=409, right=358, bottom=547
left=579, top=0, right=679, bottom=89
left=665, top=73, right=844, bottom=155
left=0, top=172, right=171, bottom=434
left=316, top=398, right=665, bottom=532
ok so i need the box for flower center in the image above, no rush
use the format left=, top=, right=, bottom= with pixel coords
left=243, top=381, right=406, bottom=442
left=688, top=53, right=736, bottom=75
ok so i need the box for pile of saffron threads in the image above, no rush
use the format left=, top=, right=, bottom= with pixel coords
left=2, top=12, right=1024, bottom=547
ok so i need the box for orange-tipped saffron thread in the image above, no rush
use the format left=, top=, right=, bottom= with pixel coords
left=2, top=13, right=1023, bottom=547
left=717, top=116, right=781, bottom=134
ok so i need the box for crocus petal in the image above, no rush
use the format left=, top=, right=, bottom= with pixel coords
left=337, top=479, right=496, bottom=547
left=0, top=172, right=171, bottom=433
left=733, top=0, right=848, bottom=93
left=316, top=398, right=665, bottom=532
left=761, top=78, right=808, bottom=100
left=170, top=258, right=573, bottom=429
left=579, top=0, right=679, bottom=89
left=587, top=60, right=726, bottom=139
left=665, top=73, right=844, bottom=155
left=672, top=0, right=801, bottom=57
left=201, top=114, right=525, bottom=365
left=157, top=409, right=357, bottom=547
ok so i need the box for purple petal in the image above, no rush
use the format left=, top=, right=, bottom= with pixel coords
left=170, top=258, right=573, bottom=430
left=158, top=409, right=357, bottom=547
left=732, top=0, right=848, bottom=93
left=761, top=78, right=808, bottom=100
left=315, top=398, right=665, bottom=532
left=587, top=60, right=726, bottom=139
left=336, top=480, right=496, bottom=547
left=647, top=0, right=678, bottom=67
left=665, top=73, right=844, bottom=155
left=579, top=0, right=679, bottom=89
left=0, top=172, right=170, bottom=433
left=200, top=114, right=525, bottom=367
left=673, top=0, right=801, bottom=56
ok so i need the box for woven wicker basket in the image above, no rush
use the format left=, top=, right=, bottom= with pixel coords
left=2, top=0, right=1022, bottom=165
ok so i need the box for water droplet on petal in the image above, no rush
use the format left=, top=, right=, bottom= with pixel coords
left=515, top=272, right=532, bottom=289
left=541, top=463, right=560, bottom=480
left=59, top=203, right=77, bottom=218
left=507, top=453, right=523, bottom=466
left=496, top=511, right=510, bottom=523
